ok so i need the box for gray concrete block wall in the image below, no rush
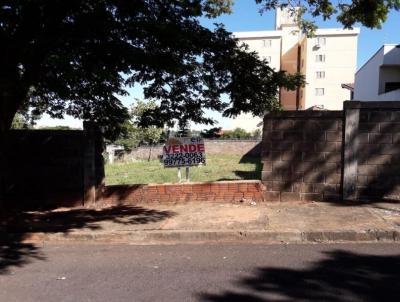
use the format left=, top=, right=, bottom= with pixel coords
left=355, top=107, right=400, bottom=200
left=262, top=102, right=400, bottom=202
left=5, top=130, right=85, bottom=208
left=5, top=124, right=104, bottom=209
left=261, top=111, right=343, bottom=202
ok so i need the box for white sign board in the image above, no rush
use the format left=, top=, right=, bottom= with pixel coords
left=162, top=137, right=206, bottom=168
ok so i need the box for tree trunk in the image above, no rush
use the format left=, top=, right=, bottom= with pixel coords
left=0, top=116, right=13, bottom=210
left=148, top=145, right=152, bottom=162
left=0, top=91, right=24, bottom=209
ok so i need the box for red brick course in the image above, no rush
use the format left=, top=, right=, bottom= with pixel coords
left=100, top=180, right=266, bottom=205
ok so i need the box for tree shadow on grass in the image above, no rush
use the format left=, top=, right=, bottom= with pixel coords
left=200, top=250, right=400, bottom=302
left=0, top=205, right=175, bottom=275
left=233, top=170, right=262, bottom=180
left=235, top=156, right=263, bottom=180
left=217, top=156, right=263, bottom=181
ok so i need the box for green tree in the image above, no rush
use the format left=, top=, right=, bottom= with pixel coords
left=256, top=0, right=400, bottom=34
left=0, top=0, right=304, bottom=141
left=11, top=114, right=28, bottom=129
left=221, top=127, right=251, bottom=139
left=11, top=109, right=40, bottom=129
left=175, top=120, right=192, bottom=137
left=201, top=127, right=223, bottom=139
left=39, top=126, right=75, bottom=130
left=115, top=99, right=164, bottom=150
left=2, top=0, right=398, bottom=136
left=252, top=128, right=262, bottom=139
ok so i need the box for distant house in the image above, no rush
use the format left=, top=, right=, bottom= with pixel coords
left=354, top=44, right=400, bottom=101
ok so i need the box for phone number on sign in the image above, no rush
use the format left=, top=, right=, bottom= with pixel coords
left=163, top=152, right=206, bottom=167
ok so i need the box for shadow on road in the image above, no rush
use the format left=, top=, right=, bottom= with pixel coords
left=200, top=250, right=400, bottom=302
left=0, top=205, right=175, bottom=274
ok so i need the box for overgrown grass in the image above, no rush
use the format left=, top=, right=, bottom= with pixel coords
left=105, top=154, right=262, bottom=185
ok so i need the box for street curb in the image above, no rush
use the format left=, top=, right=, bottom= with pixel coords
left=4, top=229, right=400, bottom=245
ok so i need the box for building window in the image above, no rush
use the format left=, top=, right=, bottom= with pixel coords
left=301, top=59, right=304, bottom=68
left=385, top=82, right=400, bottom=93
left=316, top=55, right=325, bottom=62
left=316, top=71, right=325, bottom=79
left=262, top=39, right=272, bottom=47
left=316, top=37, right=326, bottom=46
left=315, top=88, right=325, bottom=96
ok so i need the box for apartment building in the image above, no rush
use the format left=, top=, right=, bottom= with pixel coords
left=231, top=8, right=359, bottom=131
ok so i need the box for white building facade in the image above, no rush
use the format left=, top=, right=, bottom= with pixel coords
left=354, top=44, right=400, bottom=102
left=231, top=8, right=359, bottom=131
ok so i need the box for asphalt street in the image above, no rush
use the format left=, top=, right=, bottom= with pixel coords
left=1, top=243, right=399, bottom=302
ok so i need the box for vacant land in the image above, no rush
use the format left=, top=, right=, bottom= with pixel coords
left=105, top=155, right=261, bottom=185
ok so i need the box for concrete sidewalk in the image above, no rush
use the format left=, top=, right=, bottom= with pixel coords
left=2, top=201, right=400, bottom=244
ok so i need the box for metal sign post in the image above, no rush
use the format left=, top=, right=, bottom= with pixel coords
left=177, top=167, right=182, bottom=182
left=177, top=166, right=190, bottom=183
left=185, top=166, right=190, bottom=182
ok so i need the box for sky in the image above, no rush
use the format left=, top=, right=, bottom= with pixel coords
left=36, top=0, right=400, bottom=130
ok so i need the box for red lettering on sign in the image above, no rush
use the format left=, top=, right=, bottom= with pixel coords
left=164, top=142, right=205, bottom=154
left=197, top=144, right=205, bottom=152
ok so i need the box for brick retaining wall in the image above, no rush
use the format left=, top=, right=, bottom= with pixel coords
left=100, top=180, right=266, bottom=205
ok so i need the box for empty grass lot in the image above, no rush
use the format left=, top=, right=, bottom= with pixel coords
left=105, top=154, right=262, bottom=185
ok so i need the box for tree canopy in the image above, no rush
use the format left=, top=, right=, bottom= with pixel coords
left=0, top=0, right=302, bottom=139
left=256, top=0, right=400, bottom=34
left=1, top=0, right=398, bottom=139
left=115, top=99, right=165, bottom=150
